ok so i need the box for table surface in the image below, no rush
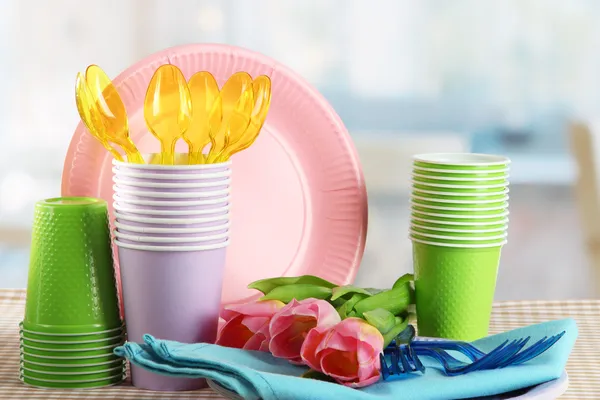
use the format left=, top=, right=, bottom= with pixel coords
left=0, top=289, right=597, bottom=399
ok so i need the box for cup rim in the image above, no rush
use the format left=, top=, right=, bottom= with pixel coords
left=411, top=179, right=508, bottom=189
left=411, top=210, right=510, bottom=219
left=21, top=357, right=123, bottom=368
left=411, top=215, right=509, bottom=226
left=412, top=187, right=510, bottom=197
left=113, top=155, right=232, bottom=170
left=113, top=176, right=230, bottom=189
left=114, top=211, right=229, bottom=225
left=113, top=202, right=229, bottom=216
left=20, top=371, right=125, bottom=384
left=113, top=185, right=230, bottom=199
left=409, top=228, right=507, bottom=241
left=20, top=332, right=124, bottom=345
left=113, top=229, right=228, bottom=243
left=112, top=167, right=231, bottom=180
left=21, top=364, right=124, bottom=376
left=19, top=323, right=124, bottom=336
left=410, top=221, right=506, bottom=234
left=114, top=220, right=230, bottom=234
left=113, top=193, right=230, bottom=207
left=410, top=201, right=508, bottom=212
left=411, top=194, right=509, bottom=204
left=114, top=238, right=230, bottom=252
left=413, top=153, right=511, bottom=166
left=411, top=172, right=509, bottom=182
left=20, top=350, right=119, bottom=360
left=410, top=235, right=507, bottom=248
left=412, top=166, right=510, bottom=175
left=21, top=342, right=121, bottom=353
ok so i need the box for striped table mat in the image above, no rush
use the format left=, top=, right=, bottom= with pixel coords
left=0, top=289, right=596, bottom=399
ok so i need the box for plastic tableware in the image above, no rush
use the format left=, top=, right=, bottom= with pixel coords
left=409, top=230, right=507, bottom=243
left=412, top=240, right=503, bottom=341
left=114, top=221, right=229, bottom=235
left=113, top=230, right=228, bottom=244
left=74, top=72, right=124, bottom=162
left=20, top=372, right=125, bottom=389
left=217, top=75, right=273, bottom=162
left=412, top=188, right=509, bottom=199
left=411, top=180, right=508, bottom=190
left=20, top=332, right=124, bottom=345
left=410, top=202, right=508, bottom=213
left=184, top=71, right=221, bottom=163
left=411, top=211, right=509, bottom=222
left=409, top=232, right=506, bottom=246
left=114, top=212, right=229, bottom=228
left=19, top=322, right=124, bottom=338
left=24, top=197, right=121, bottom=330
left=114, top=186, right=230, bottom=201
left=116, top=238, right=229, bottom=391
left=206, top=72, right=254, bottom=163
left=410, top=235, right=507, bottom=249
left=410, top=216, right=509, bottom=228
left=21, top=343, right=122, bottom=358
left=111, top=168, right=232, bottom=183
left=144, top=65, right=192, bottom=165
left=113, top=194, right=229, bottom=211
left=22, top=365, right=125, bottom=380
left=410, top=225, right=506, bottom=238
left=21, top=358, right=123, bottom=371
left=412, top=174, right=508, bottom=185
left=412, top=166, right=509, bottom=177
left=21, top=351, right=121, bottom=364
left=413, top=153, right=510, bottom=169
left=62, top=44, right=368, bottom=308
left=113, top=177, right=230, bottom=191
left=20, top=337, right=123, bottom=351
left=411, top=194, right=509, bottom=206
left=85, top=65, right=144, bottom=164
left=410, top=222, right=506, bottom=234
left=113, top=202, right=229, bottom=216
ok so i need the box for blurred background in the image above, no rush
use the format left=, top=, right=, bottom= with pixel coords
left=0, top=0, right=597, bottom=300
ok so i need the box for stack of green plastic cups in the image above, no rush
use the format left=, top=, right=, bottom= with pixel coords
left=409, top=153, right=510, bottom=341
left=20, top=197, right=125, bottom=389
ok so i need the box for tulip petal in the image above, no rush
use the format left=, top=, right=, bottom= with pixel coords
left=216, top=315, right=254, bottom=349
left=320, top=348, right=360, bottom=381
left=300, top=328, right=329, bottom=371
left=222, top=300, right=284, bottom=321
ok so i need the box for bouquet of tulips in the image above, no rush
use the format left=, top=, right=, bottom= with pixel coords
left=216, top=273, right=415, bottom=388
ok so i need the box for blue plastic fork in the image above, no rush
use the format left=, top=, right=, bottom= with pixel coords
left=381, top=326, right=566, bottom=379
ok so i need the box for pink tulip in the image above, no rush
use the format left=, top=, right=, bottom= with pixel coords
left=217, top=300, right=285, bottom=351
left=269, top=298, right=341, bottom=363
left=301, top=317, right=384, bottom=388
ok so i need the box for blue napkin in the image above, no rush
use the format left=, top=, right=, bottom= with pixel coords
left=114, top=318, right=577, bottom=400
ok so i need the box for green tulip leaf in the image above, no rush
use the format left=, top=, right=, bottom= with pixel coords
left=382, top=317, right=409, bottom=348
left=363, top=308, right=396, bottom=335
left=331, top=285, right=373, bottom=301
left=392, top=273, right=414, bottom=289
left=352, top=284, right=412, bottom=318
left=336, top=292, right=369, bottom=319
left=249, top=275, right=336, bottom=295
left=259, top=284, right=333, bottom=303
left=301, top=369, right=337, bottom=383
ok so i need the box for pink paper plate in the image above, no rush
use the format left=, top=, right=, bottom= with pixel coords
left=61, top=44, right=368, bottom=308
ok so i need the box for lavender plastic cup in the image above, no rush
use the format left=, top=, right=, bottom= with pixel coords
left=114, top=203, right=229, bottom=216
left=113, top=231, right=228, bottom=246
left=116, top=239, right=228, bottom=391
left=114, top=221, right=229, bottom=238
left=113, top=194, right=230, bottom=211
left=114, top=186, right=230, bottom=202
left=113, top=179, right=230, bottom=193
left=113, top=156, right=230, bottom=175
left=114, top=212, right=229, bottom=229
left=112, top=167, right=231, bottom=185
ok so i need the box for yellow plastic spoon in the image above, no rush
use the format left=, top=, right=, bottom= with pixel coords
left=206, top=72, right=253, bottom=163
left=75, top=73, right=124, bottom=162
left=85, top=65, right=144, bottom=164
left=217, top=75, right=272, bottom=162
left=143, top=64, right=193, bottom=165
left=183, top=71, right=221, bottom=164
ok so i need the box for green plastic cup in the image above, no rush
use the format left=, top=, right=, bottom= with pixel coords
left=412, top=182, right=507, bottom=193
left=409, top=231, right=506, bottom=245
left=412, top=189, right=509, bottom=200
left=20, top=335, right=124, bottom=350
left=412, top=240, right=503, bottom=340
left=21, top=365, right=125, bottom=381
left=411, top=203, right=508, bottom=214
left=19, top=322, right=125, bottom=340
left=24, top=197, right=121, bottom=331
left=21, top=342, right=121, bottom=358
left=411, top=216, right=509, bottom=229
left=21, top=359, right=123, bottom=373
left=410, top=225, right=506, bottom=238
left=413, top=166, right=509, bottom=178
left=20, top=372, right=124, bottom=389
left=21, top=350, right=121, bottom=365
left=411, top=211, right=508, bottom=223
left=411, top=196, right=508, bottom=209
left=412, top=174, right=508, bottom=186
left=413, top=153, right=510, bottom=171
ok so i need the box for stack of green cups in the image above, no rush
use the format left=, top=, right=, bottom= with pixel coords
left=409, top=154, right=510, bottom=341
left=20, top=197, right=126, bottom=389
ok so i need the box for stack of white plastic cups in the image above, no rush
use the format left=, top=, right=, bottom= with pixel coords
left=111, top=154, right=230, bottom=391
